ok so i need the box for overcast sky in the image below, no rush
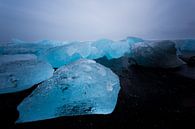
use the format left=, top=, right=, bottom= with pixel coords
left=0, top=0, right=195, bottom=41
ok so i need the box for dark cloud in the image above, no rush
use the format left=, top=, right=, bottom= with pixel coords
left=0, top=0, right=194, bottom=41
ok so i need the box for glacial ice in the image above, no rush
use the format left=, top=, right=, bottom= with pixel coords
left=1, top=37, right=144, bottom=68
left=1, top=37, right=192, bottom=69
left=17, top=59, right=120, bottom=123
left=38, top=39, right=131, bottom=68
left=125, top=37, right=144, bottom=44
left=0, top=39, right=70, bottom=55
left=1, top=37, right=194, bottom=123
left=175, top=39, right=195, bottom=60
left=91, top=39, right=130, bottom=60
left=37, top=41, right=92, bottom=68
left=129, top=40, right=185, bottom=68
left=0, top=54, right=54, bottom=94
left=0, top=54, right=37, bottom=65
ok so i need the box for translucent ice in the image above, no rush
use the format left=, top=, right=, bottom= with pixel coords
left=38, top=41, right=93, bottom=68
left=129, top=40, right=185, bottom=68
left=0, top=54, right=54, bottom=94
left=89, top=39, right=130, bottom=60
left=0, top=54, right=37, bottom=65
left=38, top=39, right=130, bottom=68
left=17, top=59, right=120, bottom=123
left=0, top=39, right=70, bottom=55
left=125, top=37, right=144, bottom=44
left=175, top=39, right=195, bottom=60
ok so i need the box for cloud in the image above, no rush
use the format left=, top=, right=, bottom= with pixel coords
left=0, top=0, right=194, bottom=41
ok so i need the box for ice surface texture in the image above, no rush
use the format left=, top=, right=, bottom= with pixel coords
left=0, top=39, right=70, bottom=55
left=1, top=37, right=191, bottom=69
left=0, top=54, right=37, bottom=65
left=38, top=39, right=132, bottom=68
left=38, top=41, right=93, bottom=68
left=0, top=54, right=54, bottom=94
left=0, top=37, right=144, bottom=68
left=17, top=59, right=120, bottom=123
left=0, top=37, right=194, bottom=123
left=175, top=39, right=195, bottom=60
left=129, top=40, right=185, bottom=68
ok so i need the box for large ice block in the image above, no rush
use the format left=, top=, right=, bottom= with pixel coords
left=17, top=59, right=120, bottom=123
left=129, top=40, right=185, bottom=68
left=0, top=54, right=54, bottom=94
left=0, top=54, right=37, bottom=65
left=38, top=39, right=130, bottom=68
left=91, top=39, right=130, bottom=60
left=175, top=39, right=195, bottom=63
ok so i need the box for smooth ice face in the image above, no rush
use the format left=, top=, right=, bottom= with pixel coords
left=0, top=54, right=54, bottom=94
left=91, top=39, right=130, bottom=60
left=38, top=39, right=130, bottom=68
left=17, top=59, right=120, bottom=123
left=38, top=42, right=93, bottom=68
left=129, top=40, right=185, bottom=68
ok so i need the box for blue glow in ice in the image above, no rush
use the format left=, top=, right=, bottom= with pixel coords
left=0, top=39, right=70, bottom=55
left=1, top=37, right=144, bottom=68
left=125, top=37, right=144, bottom=44
left=37, top=41, right=92, bottom=68
left=0, top=54, right=54, bottom=94
left=17, top=59, right=120, bottom=123
left=91, top=39, right=130, bottom=60
left=38, top=39, right=131, bottom=68
left=175, top=39, right=195, bottom=59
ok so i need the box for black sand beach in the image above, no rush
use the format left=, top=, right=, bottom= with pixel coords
left=0, top=58, right=195, bottom=129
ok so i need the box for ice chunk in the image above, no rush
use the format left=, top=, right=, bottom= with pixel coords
left=0, top=54, right=37, bottom=65
left=12, top=39, right=71, bottom=47
left=129, top=40, right=185, bottom=68
left=38, top=39, right=130, bottom=68
left=38, top=42, right=92, bottom=68
left=0, top=54, right=54, bottom=94
left=175, top=39, right=195, bottom=62
left=175, top=39, right=195, bottom=53
left=125, top=37, right=144, bottom=44
left=0, top=39, right=70, bottom=55
left=17, top=59, right=120, bottom=123
left=91, top=39, right=130, bottom=60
